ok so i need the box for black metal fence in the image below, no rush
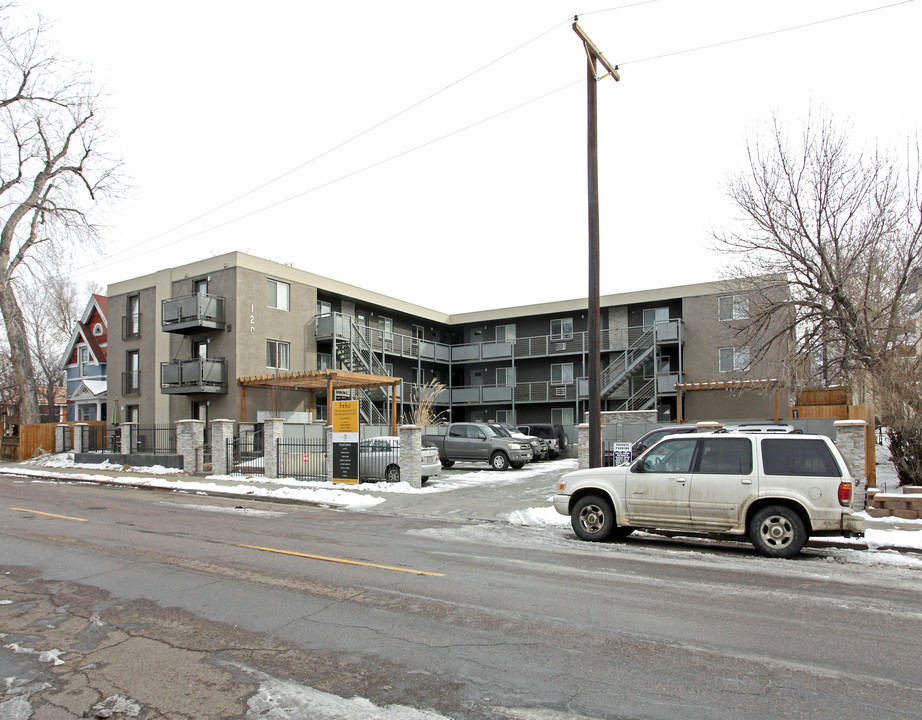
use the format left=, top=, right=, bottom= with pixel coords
left=128, top=424, right=176, bottom=455
left=277, top=438, right=327, bottom=481
left=82, top=425, right=121, bottom=453
left=226, top=433, right=266, bottom=477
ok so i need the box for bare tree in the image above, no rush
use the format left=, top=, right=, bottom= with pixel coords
left=713, top=111, right=922, bottom=388
left=0, top=5, right=122, bottom=424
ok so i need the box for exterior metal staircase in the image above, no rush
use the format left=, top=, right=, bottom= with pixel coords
left=600, top=327, right=655, bottom=398
left=324, top=314, right=391, bottom=425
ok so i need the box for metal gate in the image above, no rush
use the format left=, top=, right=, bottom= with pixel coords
left=226, top=427, right=265, bottom=477
left=277, top=437, right=327, bottom=481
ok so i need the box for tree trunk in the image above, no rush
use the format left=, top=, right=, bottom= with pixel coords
left=0, top=271, right=40, bottom=424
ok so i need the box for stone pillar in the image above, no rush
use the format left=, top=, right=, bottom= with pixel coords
left=578, top=423, right=590, bottom=469
left=210, top=419, right=234, bottom=476
left=120, top=422, right=136, bottom=455
left=600, top=410, right=657, bottom=443
left=176, top=420, right=205, bottom=474
left=696, top=421, right=724, bottom=433
left=835, top=420, right=868, bottom=511
left=399, top=425, right=423, bottom=489
left=56, top=424, right=68, bottom=453
left=73, top=423, right=87, bottom=453
left=263, top=417, right=284, bottom=479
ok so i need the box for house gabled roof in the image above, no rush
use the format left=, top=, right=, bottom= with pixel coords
left=71, top=379, right=107, bottom=400
left=61, top=294, right=109, bottom=367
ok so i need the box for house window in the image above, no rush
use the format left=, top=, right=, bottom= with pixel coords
left=718, top=295, right=749, bottom=321
left=317, top=299, right=331, bottom=316
left=77, top=404, right=94, bottom=421
left=317, top=353, right=332, bottom=370
left=93, top=323, right=103, bottom=337
left=124, top=350, right=140, bottom=395
left=719, top=346, right=750, bottom=372
left=78, top=346, right=90, bottom=377
left=267, top=279, right=290, bottom=311
left=642, top=307, right=669, bottom=330
left=125, top=294, right=141, bottom=339
left=552, top=408, right=575, bottom=426
left=496, top=324, right=516, bottom=342
left=550, top=318, right=573, bottom=340
left=266, top=340, right=290, bottom=370
left=497, top=367, right=515, bottom=386
left=551, top=363, right=574, bottom=384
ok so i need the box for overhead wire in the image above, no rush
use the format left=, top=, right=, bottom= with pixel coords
left=70, top=0, right=913, bottom=279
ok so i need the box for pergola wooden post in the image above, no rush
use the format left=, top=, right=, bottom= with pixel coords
left=237, top=369, right=402, bottom=434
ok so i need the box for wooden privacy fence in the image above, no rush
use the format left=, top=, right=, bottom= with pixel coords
left=17, top=421, right=108, bottom=461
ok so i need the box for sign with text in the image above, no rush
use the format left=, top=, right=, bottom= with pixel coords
left=332, top=400, right=359, bottom=484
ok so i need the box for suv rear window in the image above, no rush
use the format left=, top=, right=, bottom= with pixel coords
left=761, top=438, right=841, bottom=477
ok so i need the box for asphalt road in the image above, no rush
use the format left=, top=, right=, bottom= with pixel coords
left=2, top=475, right=921, bottom=719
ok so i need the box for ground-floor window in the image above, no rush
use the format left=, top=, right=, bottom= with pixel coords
left=77, top=404, right=95, bottom=421
left=552, top=407, right=575, bottom=426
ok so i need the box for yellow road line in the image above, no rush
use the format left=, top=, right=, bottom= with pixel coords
left=239, top=544, right=445, bottom=577
left=9, top=507, right=89, bottom=522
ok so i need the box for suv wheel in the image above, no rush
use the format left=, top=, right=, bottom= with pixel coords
left=748, top=505, right=807, bottom=558
left=384, top=464, right=401, bottom=483
left=571, top=495, right=620, bottom=541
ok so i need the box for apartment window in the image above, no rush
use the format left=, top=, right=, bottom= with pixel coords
left=266, top=279, right=290, bottom=311
left=384, top=362, right=394, bottom=377
left=317, top=299, right=331, bottom=316
left=719, top=346, right=750, bottom=373
left=551, top=362, right=574, bottom=384
left=193, top=278, right=208, bottom=296
left=552, top=408, right=575, bottom=426
left=124, top=350, right=140, bottom=395
left=643, top=307, right=669, bottom=330
left=497, top=367, right=515, bottom=386
left=550, top=318, right=573, bottom=340
left=266, top=340, right=290, bottom=370
left=496, top=324, right=516, bottom=342
left=317, top=352, right=332, bottom=370
left=125, top=294, right=141, bottom=339
left=495, top=410, right=514, bottom=424
left=356, top=311, right=368, bottom=326
left=78, top=346, right=90, bottom=377
left=718, top=295, right=749, bottom=321
left=191, top=401, right=208, bottom=423
left=380, top=317, right=393, bottom=342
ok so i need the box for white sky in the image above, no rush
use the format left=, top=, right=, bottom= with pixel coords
left=20, top=0, right=922, bottom=313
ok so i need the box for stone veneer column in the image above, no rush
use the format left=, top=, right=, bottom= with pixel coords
left=176, top=420, right=205, bottom=474
left=263, top=418, right=284, bottom=479
left=120, top=422, right=136, bottom=455
left=835, top=420, right=868, bottom=511
left=210, top=419, right=234, bottom=476
left=73, top=423, right=86, bottom=454
left=398, top=425, right=423, bottom=489
left=578, top=423, right=590, bottom=469
left=56, top=424, right=68, bottom=453
left=600, top=410, right=658, bottom=443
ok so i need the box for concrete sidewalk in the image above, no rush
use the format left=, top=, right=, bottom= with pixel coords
left=2, top=457, right=920, bottom=554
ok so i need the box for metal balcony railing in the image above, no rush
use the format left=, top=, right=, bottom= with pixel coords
left=161, top=358, right=228, bottom=394
left=161, top=294, right=225, bottom=333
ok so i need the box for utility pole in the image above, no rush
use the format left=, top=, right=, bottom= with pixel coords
left=573, top=20, right=619, bottom=468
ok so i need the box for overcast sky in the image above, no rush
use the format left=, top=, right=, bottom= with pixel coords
left=20, top=0, right=921, bottom=313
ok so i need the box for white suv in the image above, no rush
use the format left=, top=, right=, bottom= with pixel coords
left=553, top=433, right=865, bottom=558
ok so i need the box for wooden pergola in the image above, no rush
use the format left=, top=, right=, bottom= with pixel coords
left=237, top=369, right=402, bottom=432
left=674, top=379, right=782, bottom=424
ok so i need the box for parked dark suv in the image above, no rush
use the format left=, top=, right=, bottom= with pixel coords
left=518, top=424, right=569, bottom=459
left=631, top=425, right=697, bottom=459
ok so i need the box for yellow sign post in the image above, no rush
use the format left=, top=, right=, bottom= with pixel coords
left=332, top=400, right=359, bottom=484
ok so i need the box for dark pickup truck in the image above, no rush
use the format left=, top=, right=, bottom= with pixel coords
left=423, top=422, right=533, bottom=471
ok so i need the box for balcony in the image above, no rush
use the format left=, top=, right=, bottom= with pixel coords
left=161, top=358, right=228, bottom=394
left=161, top=294, right=225, bottom=333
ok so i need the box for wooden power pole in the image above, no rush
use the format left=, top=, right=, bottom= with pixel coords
left=573, top=21, right=619, bottom=468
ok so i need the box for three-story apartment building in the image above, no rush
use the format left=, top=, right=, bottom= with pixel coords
left=106, top=252, right=791, bottom=427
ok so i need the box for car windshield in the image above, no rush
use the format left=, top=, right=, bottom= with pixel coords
left=483, top=425, right=506, bottom=438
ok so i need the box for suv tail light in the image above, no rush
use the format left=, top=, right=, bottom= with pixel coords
left=838, top=481, right=853, bottom=507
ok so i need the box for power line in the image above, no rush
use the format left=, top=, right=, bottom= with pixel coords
left=617, top=0, right=915, bottom=66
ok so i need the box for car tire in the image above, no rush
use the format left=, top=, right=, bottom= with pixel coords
left=440, top=459, right=454, bottom=468
left=748, top=505, right=807, bottom=558
left=490, top=452, right=510, bottom=471
left=421, top=476, right=429, bottom=485
left=548, top=452, right=560, bottom=460
left=571, top=495, right=617, bottom=541
left=384, top=464, right=401, bottom=483
left=510, top=461, right=525, bottom=469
